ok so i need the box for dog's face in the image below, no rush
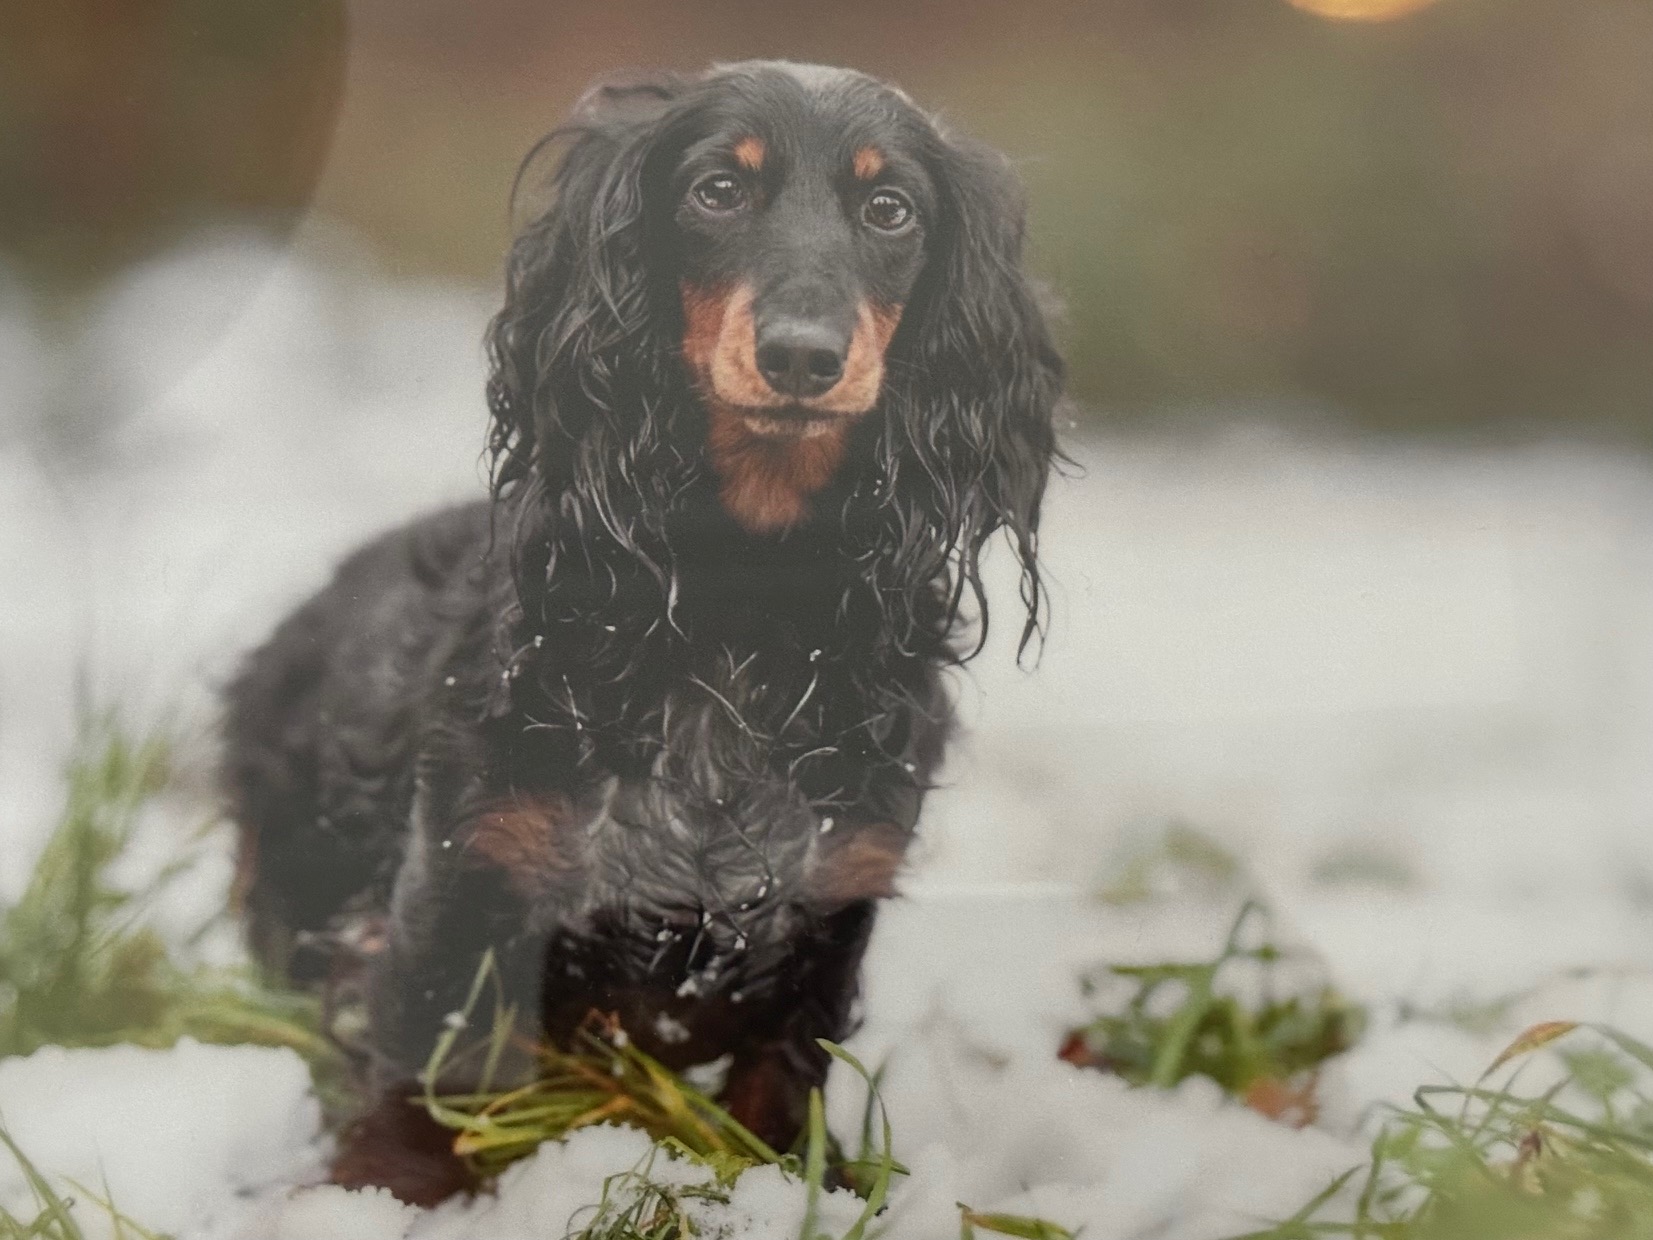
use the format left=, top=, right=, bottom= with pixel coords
left=659, top=69, right=939, bottom=531
left=669, top=79, right=932, bottom=437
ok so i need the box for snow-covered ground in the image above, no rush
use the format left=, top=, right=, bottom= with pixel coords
left=4, top=228, right=1653, bottom=1237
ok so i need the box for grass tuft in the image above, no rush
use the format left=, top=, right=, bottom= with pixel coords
left=421, top=965, right=926, bottom=1240
left=1, top=714, right=177, bottom=1057
left=1236, top=1021, right=1653, bottom=1240
left=424, top=1013, right=786, bottom=1183
left=1062, top=901, right=1364, bottom=1122
left=563, top=1142, right=734, bottom=1240
left=0, top=710, right=345, bottom=1101
left=418, top=953, right=785, bottom=1184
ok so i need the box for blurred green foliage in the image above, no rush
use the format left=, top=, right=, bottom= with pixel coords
left=1238, top=1023, right=1653, bottom=1240
left=1064, top=902, right=1366, bottom=1105
left=0, top=712, right=346, bottom=1108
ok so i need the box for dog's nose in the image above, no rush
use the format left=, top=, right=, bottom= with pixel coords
left=754, top=320, right=847, bottom=399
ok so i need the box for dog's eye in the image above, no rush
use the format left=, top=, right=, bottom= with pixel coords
left=691, top=174, right=748, bottom=214
left=862, top=189, right=915, bottom=233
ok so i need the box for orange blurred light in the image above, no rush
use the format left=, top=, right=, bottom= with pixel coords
left=1286, top=0, right=1441, bottom=20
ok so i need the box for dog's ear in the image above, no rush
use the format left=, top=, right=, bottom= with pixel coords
left=878, top=131, right=1065, bottom=659
left=484, top=74, right=687, bottom=512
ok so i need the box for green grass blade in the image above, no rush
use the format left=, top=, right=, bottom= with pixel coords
left=956, top=1207, right=1075, bottom=1239
left=820, top=1040, right=898, bottom=1240
left=799, top=1087, right=829, bottom=1240
left=0, top=1128, right=85, bottom=1240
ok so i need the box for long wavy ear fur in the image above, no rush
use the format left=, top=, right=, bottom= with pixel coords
left=871, top=127, right=1065, bottom=660
left=484, top=75, right=693, bottom=617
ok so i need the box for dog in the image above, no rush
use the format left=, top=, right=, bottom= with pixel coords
left=222, top=60, right=1062, bottom=1204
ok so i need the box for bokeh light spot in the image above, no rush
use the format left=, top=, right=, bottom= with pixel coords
left=1286, top=0, right=1442, bottom=21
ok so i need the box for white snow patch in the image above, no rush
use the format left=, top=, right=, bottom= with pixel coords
left=271, top=1185, right=417, bottom=1240
left=405, top=1124, right=864, bottom=1240
left=0, top=1039, right=324, bottom=1239
left=652, top=1012, right=692, bottom=1044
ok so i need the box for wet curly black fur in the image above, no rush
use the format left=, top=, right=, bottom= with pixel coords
left=222, top=60, right=1061, bottom=1200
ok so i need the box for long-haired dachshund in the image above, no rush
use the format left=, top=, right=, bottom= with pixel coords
left=223, top=60, right=1062, bottom=1204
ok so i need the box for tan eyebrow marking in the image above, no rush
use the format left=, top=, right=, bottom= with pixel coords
left=852, top=146, right=885, bottom=180
left=733, top=136, right=765, bottom=171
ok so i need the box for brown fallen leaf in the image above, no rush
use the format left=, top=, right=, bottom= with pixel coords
left=1243, top=1073, right=1320, bottom=1128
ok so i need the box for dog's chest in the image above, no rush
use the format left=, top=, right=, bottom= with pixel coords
left=566, top=687, right=829, bottom=917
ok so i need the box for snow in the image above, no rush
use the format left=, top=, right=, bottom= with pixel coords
left=271, top=1185, right=420, bottom=1240
left=5, top=227, right=1653, bottom=1236
left=0, top=1040, right=323, bottom=1239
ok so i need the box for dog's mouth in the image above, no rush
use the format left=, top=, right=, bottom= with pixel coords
left=732, top=406, right=847, bottom=440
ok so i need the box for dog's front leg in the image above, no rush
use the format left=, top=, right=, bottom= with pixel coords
left=721, top=900, right=879, bottom=1153
left=333, top=782, right=557, bottom=1202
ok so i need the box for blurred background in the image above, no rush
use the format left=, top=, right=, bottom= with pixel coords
left=3, top=0, right=1653, bottom=981
left=5, top=0, right=1653, bottom=441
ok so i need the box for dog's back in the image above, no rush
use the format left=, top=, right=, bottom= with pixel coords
left=223, top=502, right=494, bottom=981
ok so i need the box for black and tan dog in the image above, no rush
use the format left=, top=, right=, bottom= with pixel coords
left=222, top=60, right=1062, bottom=1202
